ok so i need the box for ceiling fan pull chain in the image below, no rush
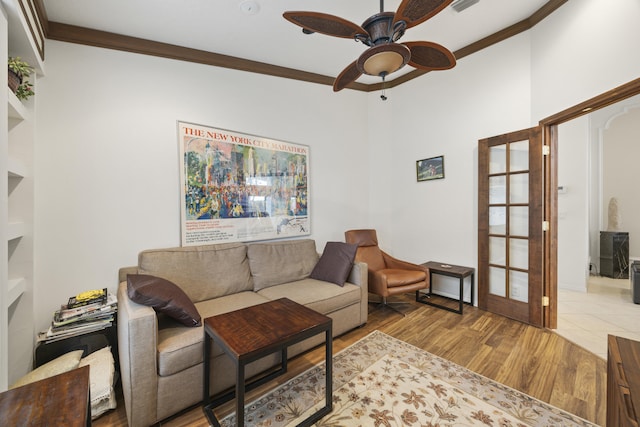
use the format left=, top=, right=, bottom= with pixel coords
left=380, top=73, right=388, bottom=101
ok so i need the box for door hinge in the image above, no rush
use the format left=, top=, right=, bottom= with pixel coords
left=543, top=221, right=549, bottom=231
left=542, top=296, right=550, bottom=307
left=543, top=145, right=550, bottom=156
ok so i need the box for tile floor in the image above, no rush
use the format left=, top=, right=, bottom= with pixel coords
left=555, top=275, right=640, bottom=359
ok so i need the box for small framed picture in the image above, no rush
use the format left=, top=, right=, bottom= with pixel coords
left=416, top=155, right=445, bottom=182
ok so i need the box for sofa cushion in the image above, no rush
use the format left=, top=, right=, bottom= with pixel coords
left=156, top=292, right=270, bottom=377
left=127, top=274, right=201, bottom=327
left=310, top=242, right=358, bottom=286
left=138, top=243, right=253, bottom=303
left=257, top=278, right=361, bottom=315
left=248, top=239, right=319, bottom=291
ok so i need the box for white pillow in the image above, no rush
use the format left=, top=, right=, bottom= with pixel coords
left=10, top=350, right=84, bottom=389
left=79, top=346, right=117, bottom=418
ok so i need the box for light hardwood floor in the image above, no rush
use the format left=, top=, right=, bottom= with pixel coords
left=96, top=295, right=607, bottom=426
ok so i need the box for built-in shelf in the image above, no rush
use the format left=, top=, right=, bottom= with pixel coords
left=7, top=89, right=28, bottom=121
left=3, top=0, right=42, bottom=390
left=7, top=278, right=26, bottom=307
left=7, top=222, right=26, bottom=241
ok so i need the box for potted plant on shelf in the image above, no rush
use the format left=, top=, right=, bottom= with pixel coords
left=8, top=56, right=35, bottom=101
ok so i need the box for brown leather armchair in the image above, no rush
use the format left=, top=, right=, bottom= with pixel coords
left=345, top=229, right=429, bottom=315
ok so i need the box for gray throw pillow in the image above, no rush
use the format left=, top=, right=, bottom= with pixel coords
left=127, top=274, right=201, bottom=327
left=310, top=241, right=358, bottom=286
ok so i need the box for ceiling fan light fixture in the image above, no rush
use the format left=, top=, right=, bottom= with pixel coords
left=356, top=43, right=411, bottom=76
left=283, top=0, right=455, bottom=92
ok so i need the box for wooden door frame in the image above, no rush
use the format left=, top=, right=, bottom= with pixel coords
left=540, top=77, right=640, bottom=329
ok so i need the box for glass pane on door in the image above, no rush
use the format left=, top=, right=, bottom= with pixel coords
left=510, top=207, right=528, bottom=236
left=490, top=146, right=507, bottom=174
left=510, top=140, right=529, bottom=171
left=489, top=207, right=506, bottom=234
left=489, top=176, right=506, bottom=204
left=489, top=237, right=506, bottom=265
left=489, top=266, right=506, bottom=297
left=509, top=270, right=528, bottom=302
left=509, top=238, right=528, bottom=270
left=510, top=174, right=528, bottom=204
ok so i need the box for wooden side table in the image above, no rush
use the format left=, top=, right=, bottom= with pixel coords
left=0, top=365, right=91, bottom=426
left=203, top=298, right=333, bottom=427
left=416, top=261, right=475, bottom=314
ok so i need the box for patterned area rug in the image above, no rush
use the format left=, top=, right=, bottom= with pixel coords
left=220, top=330, right=597, bottom=427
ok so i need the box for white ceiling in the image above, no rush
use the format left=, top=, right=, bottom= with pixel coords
left=42, top=0, right=550, bottom=85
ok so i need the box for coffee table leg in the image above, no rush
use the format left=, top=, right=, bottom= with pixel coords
left=236, top=363, right=245, bottom=427
left=325, top=328, right=332, bottom=411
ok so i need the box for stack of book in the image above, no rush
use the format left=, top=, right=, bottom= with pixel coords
left=38, top=288, right=118, bottom=343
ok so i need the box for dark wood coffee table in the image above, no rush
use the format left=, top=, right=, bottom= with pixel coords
left=202, top=297, right=333, bottom=427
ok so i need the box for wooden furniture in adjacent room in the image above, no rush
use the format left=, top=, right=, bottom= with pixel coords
left=417, top=261, right=475, bottom=314
left=607, top=334, right=640, bottom=427
left=600, top=231, right=629, bottom=279
left=0, top=365, right=91, bottom=426
left=203, top=298, right=333, bottom=427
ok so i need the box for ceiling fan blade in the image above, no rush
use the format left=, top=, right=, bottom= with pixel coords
left=333, top=61, right=362, bottom=92
left=393, top=0, right=453, bottom=29
left=283, top=11, right=367, bottom=39
left=404, top=41, right=456, bottom=70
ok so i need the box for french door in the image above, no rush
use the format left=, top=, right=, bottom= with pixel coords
left=478, top=127, right=545, bottom=326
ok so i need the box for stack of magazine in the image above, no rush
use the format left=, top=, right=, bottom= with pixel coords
left=38, top=288, right=118, bottom=343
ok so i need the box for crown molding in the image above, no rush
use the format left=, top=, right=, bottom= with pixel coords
left=36, top=0, right=567, bottom=92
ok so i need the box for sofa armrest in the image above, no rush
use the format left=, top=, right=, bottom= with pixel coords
left=118, top=266, right=138, bottom=284
left=347, top=261, right=367, bottom=287
left=117, top=281, right=159, bottom=427
left=347, top=261, right=368, bottom=325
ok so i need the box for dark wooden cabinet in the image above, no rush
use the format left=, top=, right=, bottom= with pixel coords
left=607, top=335, right=640, bottom=427
left=600, top=232, right=629, bottom=279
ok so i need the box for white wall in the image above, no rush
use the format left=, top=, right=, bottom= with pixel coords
left=557, top=117, right=589, bottom=291
left=531, top=0, right=640, bottom=121
left=367, top=32, right=533, bottom=302
left=602, top=107, right=640, bottom=257
left=34, top=41, right=369, bottom=331
left=588, top=97, right=640, bottom=271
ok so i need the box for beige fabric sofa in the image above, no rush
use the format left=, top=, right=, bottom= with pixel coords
left=117, top=239, right=368, bottom=427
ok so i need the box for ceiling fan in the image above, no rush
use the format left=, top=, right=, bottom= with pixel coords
left=283, top=0, right=457, bottom=92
